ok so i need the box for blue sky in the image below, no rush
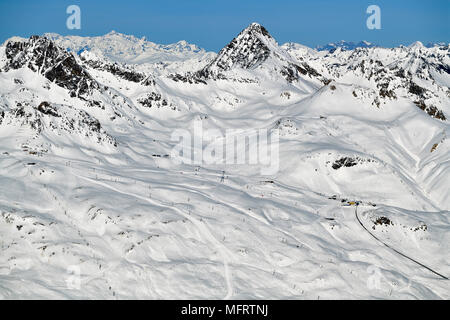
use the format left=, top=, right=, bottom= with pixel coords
left=0, top=0, right=448, bottom=51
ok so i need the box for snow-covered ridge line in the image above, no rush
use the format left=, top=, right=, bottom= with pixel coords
left=42, top=31, right=211, bottom=65
left=3, top=29, right=447, bottom=63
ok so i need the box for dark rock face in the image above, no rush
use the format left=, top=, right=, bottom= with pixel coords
left=409, top=81, right=427, bottom=97
left=81, top=58, right=147, bottom=84
left=82, top=116, right=101, bottom=133
left=37, top=102, right=60, bottom=117
left=182, top=23, right=322, bottom=83
left=138, top=92, right=173, bottom=109
left=373, top=217, right=393, bottom=227
left=432, top=62, right=450, bottom=74
left=168, top=73, right=207, bottom=85
left=414, top=100, right=446, bottom=121
left=332, top=157, right=358, bottom=170
left=331, top=156, right=377, bottom=170
left=193, top=23, right=276, bottom=81
left=206, top=23, right=272, bottom=73
left=3, top=36, right=100, bottom=97
left=281, top=62, right=321, bottom=83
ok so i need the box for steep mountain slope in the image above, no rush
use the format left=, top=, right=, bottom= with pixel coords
left=0, top=25, right=449, bottom=299
left=3, top=36, right=100, bottom=98
left=195, top=23, right=324, bottom=86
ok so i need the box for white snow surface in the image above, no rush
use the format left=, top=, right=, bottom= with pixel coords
left=0, top=24, right=449, bottom=299
left=43, top=31, right=217, bottom=77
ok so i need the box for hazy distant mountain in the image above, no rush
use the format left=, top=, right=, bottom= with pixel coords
left=316, top=40, right=377, bottom=51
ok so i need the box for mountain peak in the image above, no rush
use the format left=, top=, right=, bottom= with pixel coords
left=240, top=22, right=273, bottom=40
left=246, top=22, right=269, bottom=32
left=3, top=35, right=99, bottom=97
left=190, top=23, right=323, bottom=85
left=408, top=41, right=424, bottom=49
left=199, top=23, right=277, bottom=74
left=106, top=30, right=120, bottom=36
left=316, top=40, right=376, bottom=51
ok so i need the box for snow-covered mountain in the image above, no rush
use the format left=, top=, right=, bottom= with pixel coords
left=0, top=23, right=449, bottom=299
left=42, top=31, right=217, bottom=78
left=44, top=31, right=210, bottom=64
left=425, top=42, right=449, bottom=48
left=316, top=40, right=377, bottom=52
left=168, top=23, right=325, bottom=94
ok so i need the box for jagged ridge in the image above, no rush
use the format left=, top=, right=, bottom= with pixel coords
left=3, top=36, right=100, bottom=97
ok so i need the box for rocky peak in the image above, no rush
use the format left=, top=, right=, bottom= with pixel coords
left=192, top=22, right=323, bottom=84
left=3, top=35, right=99, bottom=97
left=203, top=22, right=276, bottom=73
